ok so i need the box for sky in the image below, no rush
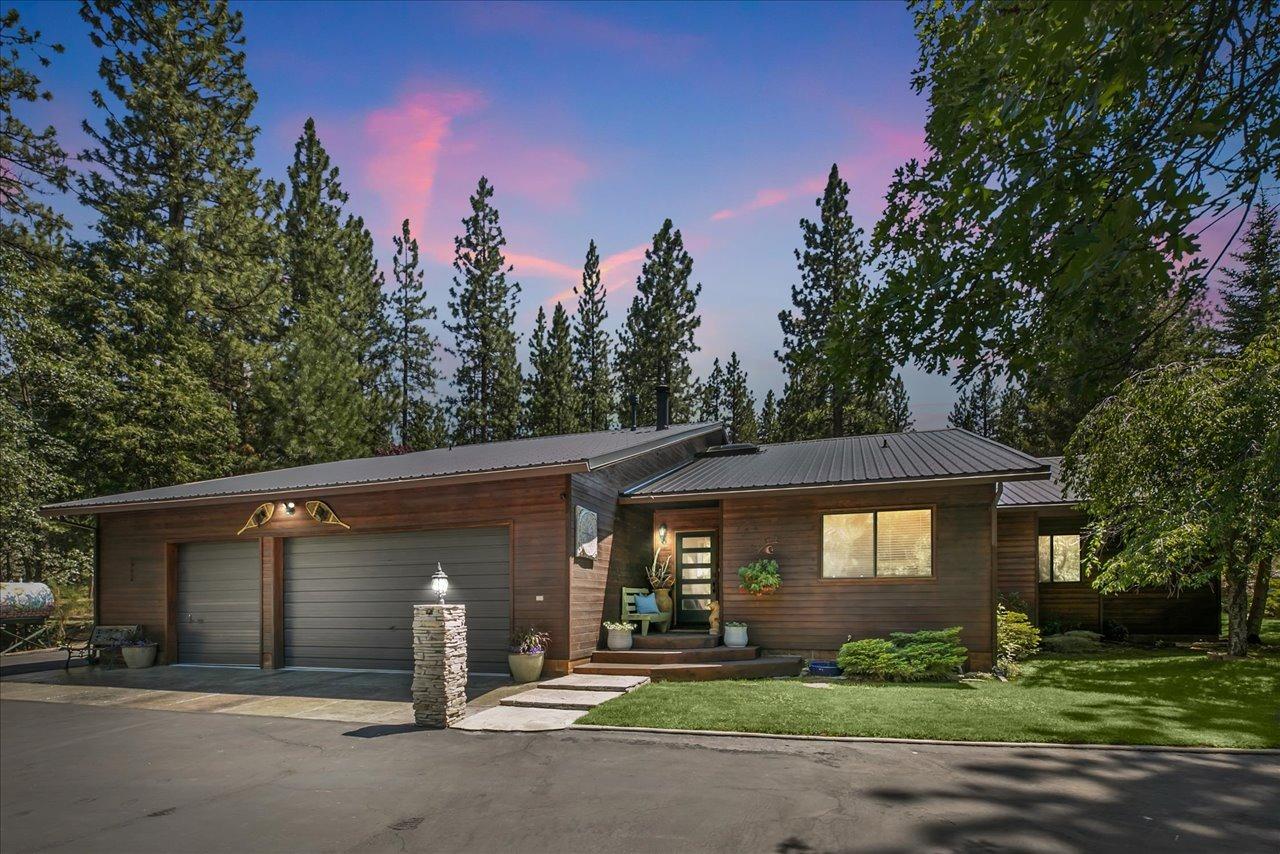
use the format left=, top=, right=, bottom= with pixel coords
left=16, top=0, right=963, bottom=426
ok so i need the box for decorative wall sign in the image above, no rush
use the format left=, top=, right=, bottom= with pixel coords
left=236, top=502, right=275, bottom=536
left=305, top=500, right=350, bottom=529
left=574, top=505, right=598, bottom=559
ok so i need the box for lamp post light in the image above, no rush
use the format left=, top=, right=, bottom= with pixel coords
left=430, top=563, right=449, bottom=605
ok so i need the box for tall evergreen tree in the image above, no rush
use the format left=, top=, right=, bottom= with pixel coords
left=615, top=218, right=702, bottom=425
left=697, top=358, right=725, bottom=422
left=447, top=177, right=522, bottom=444
left=1219, top=198, right=1280, bottom=352
left=878, top=374, right=914, bottom=433
left=341, top=212, right=394, bottom=450
left=722, top=352, right=759, bottom=443
left=572, top=240, right=612, bottom=431
left=267, top=118, right=371, bottom=465
left=75, top=0, right=282, bottom=491
left=948, top=372, right=1001, bottom=437
left=388, top=218, right=444, bottom=450
left=758, top=389, right=779, bottom=444
left=776, top=164, right=882, bottom=440
left=523, top=303, right=578, bottom=436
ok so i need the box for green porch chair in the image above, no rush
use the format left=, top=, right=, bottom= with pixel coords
left=621, top=587, right=671, bottom=636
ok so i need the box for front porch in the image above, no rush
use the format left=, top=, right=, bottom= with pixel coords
left=577, top=631, right=802, bottom=681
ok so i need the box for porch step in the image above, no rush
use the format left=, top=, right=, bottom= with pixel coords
left=499, top=688, right=622, bottom=711
left=590, top=645, right=762, bottom=664
left=538, top=674, right=649, bottom=692
left=575, top=656, right=803, bottom=682
left=631, top=633, right=719, bottom=650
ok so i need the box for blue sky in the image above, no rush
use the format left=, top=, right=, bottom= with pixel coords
left=16, top=0, right=961, bottom=426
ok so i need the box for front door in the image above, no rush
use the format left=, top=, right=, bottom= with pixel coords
left=675, top=531, right=716, bottom=627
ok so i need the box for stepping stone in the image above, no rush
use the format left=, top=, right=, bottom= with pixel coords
left=500, top=688, right=622, bottom=711
left=538, top=674, right=649, bottom=692
left=452, top=705, right=585, bottom=732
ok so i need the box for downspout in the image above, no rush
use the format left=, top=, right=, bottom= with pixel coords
left=990, top=484, right=1002, bottom=669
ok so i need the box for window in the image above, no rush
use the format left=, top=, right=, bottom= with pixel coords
left=822, top=509, right=932, bottom=578
left=1038, top=534, right=1081, bottom=582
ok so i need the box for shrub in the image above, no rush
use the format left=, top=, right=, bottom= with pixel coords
left=995, top=604, right=1041, bottom=676
left=1102, top=618, right=1130, bottom=642
left=837, top=626, right=968, bottom=681
left=998, top=591, right=1033, bottom=616
left=1040, top=630, right=1105, bottom=653
left=737, top=558, right=781, bottom=595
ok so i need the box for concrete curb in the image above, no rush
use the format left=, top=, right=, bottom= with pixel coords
left=570, top=723, right=1280, bottom=755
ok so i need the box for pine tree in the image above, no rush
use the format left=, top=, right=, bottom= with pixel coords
left=776, top=164, right=876, bottom=440
left=697, top=358, right=725, bottom=422
left=75, top=0, right=282, bottom=491
left=447, top=177, right=522, bottom=444
left=723, top=352, right=759, bottom=442
left=758, top=390, right=779, bottom=444
left=523, top=303, right=578, bottom=436
left=388, top=218, right=444, bottom=450
left=877, top=374, right=913, bottom=433
left=1219, top=197, right=1280, bottom=352
left=948, top=372, right=1001, bottom=437
left=616, top=219, right=702, bottom=425
left=267, top=118, right=371, bottom=466
left=572, top=240, right=612, bottom=431
left=342, top=213, right=394, bottom=450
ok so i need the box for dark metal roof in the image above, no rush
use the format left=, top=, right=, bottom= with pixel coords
left=997, top=456, right=1077, bottom=507
left=622, top=429, right=1049, bottom=499
left=43, top=423, right=723, bottom=514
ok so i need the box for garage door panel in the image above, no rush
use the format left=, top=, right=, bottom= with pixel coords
left=284, top=528, right=510, bottom=671
left=177, top=540, right=260, bottom=667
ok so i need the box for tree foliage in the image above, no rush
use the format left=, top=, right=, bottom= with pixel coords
left=388, top=218, right=444, bottom=450
left=523, top=302, right=578, bottom=437
left=572, top=240, right=613, bottom=431
left=758, top=389, right=779, bottom=444
left=1064, top=332, right=1280, bottom=656
left=1219, top=197, right=1280, bottom=353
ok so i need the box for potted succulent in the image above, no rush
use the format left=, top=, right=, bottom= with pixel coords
left=646, top=552, right=675, bottom=615
left=508, top=627, right=550, bottom=683
left=121, top=635, right=158, bottom=668
left=723, top=621, right=749, bottom=648
left=603, top=621, right=636, bottom=651
left=737, top=558, right=781, bottom=596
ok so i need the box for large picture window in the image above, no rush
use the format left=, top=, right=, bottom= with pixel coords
left=822, top=509, right=932, bottom=578
left=1038, top=534, right=1081, bottom=582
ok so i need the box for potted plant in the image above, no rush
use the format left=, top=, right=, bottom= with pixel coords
left=723, top=621, right=749, bottom=648
left=738, top=558, right=781, bottom=596
left=603, top=621, right=636, bottom=651
left=508, top=627, right=550, bottom=683
left=646, top=552, right=674, bottom=615
left=121, top=635, right=157, bottom=668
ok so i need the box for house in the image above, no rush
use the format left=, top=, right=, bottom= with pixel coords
left=40, top=396, right=1217, bottom=678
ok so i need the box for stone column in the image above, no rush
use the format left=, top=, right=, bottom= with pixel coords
left=412, top=603, right=467, bottom=728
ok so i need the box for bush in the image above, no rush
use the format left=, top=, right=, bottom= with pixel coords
left=996, top=604, right=1041, bottom=675
left=837, top=626, right=968, bottom=681
left=1040, top=630, right=1105, bottom=653
left=1102, top=618, right=1130, bottom=642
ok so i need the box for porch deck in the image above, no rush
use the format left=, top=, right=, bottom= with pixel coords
left=576, top=631, right=802, bottom=682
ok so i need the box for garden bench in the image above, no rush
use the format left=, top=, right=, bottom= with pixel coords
left=62, top=625, right=141, bottom=670
left=621, top=587, right=670, bottom=636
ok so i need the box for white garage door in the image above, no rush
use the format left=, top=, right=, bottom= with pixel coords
left=283, top=528, right=510, bottom=672
left=177, top=541, right=260, bottom=666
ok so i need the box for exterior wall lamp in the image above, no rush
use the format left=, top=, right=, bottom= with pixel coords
left=284, top=501, right=296, bottom=515
left=657, top=523, right=668, bottom=546
left=431, top=563, right=449, bottom=605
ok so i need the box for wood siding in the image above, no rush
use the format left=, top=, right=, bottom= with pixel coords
left=97, top=474, right=569, bottom=663
left=567, top=430, right=721, bottom=660
left=995, top=509, right=1038, bottom=616
left=720, top=482, right=998, bottom=669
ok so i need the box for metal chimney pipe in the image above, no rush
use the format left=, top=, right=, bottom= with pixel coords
left=655, top=384, right=670, bottom=431
left=628, top=394, right=639, bottom=431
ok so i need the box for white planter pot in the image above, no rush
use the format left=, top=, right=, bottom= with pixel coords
left=723, top=625, right=748, bottom=648
left=122, top=644, right=157, bottom=668
left=606, top=628, right=634, bottom=651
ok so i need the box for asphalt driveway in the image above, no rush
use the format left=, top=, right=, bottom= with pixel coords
left=2, top=698, right=1276, bottom=854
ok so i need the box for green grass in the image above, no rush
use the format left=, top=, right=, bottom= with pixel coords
left=579, top=647, right=1280, bottom=748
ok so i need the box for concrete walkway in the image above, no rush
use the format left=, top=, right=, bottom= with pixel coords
left=453, top=673, right=648, bottom=731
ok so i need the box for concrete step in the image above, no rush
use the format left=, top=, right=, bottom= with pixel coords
left=539, top=674, right=649, bottom=692
left=575, top=656, right=803, bottom=682
left=453, top=705, right=585, bottom=732
left=590, top=645, right=760, bottom=664
left=631, top=633, right=719, bottom=650
left=500, top=688, right=623, bottom=711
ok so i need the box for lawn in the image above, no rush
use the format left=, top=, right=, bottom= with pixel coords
left=579, top=646, right=1280, bottom=748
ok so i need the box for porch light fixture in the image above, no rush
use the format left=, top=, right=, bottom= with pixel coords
left=284, top=501, right=296, bottom=515
left=658, top=523, right=668, bottom=545
left=431, top=563, right=449, bottom=604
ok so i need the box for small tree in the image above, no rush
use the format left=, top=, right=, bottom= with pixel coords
left=1064, top=332, right=1280, bottom=656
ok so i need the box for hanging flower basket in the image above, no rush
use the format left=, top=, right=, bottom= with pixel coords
left=737, top=558, right=782, bottom=597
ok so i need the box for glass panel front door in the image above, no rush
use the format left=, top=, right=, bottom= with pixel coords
left=675, top=531, right=716, bottom=626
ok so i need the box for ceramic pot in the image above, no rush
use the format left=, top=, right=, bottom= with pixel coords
left=654, top=588, right=674, bottom=614
left=606, top=628, right=634, bottom=651
left=122, top=644, right=157, bottom=668
left=723, top=625, right=749, bottom=648
left=508, top=652, right=545, bottom=683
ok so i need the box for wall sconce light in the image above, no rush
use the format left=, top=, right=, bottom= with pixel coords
left=431, top=563, right=449, bottom=605
left=657, top=523, right=668, bottom=545
left=284, top=501, right=296, bottom=515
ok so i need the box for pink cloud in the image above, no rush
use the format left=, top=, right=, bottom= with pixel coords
left=710, top=176, right=826, bottom=222
left=537, top=242, right=651, bottom=307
